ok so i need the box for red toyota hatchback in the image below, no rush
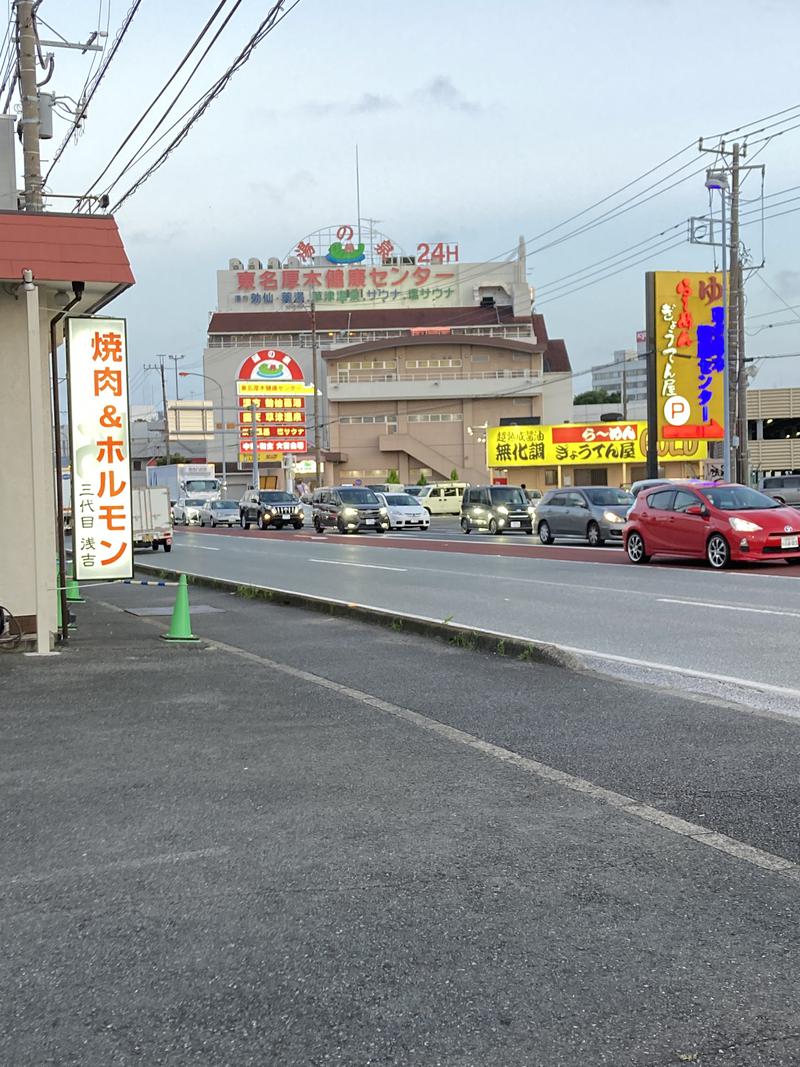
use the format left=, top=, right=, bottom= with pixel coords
left=624, top=482, right=800, bottom=568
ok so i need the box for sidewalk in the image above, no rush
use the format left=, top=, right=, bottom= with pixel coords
left=3, top=587, right=800, bottom=1065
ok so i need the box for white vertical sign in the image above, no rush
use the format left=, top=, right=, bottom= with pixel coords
left=67, top=317, right=133, bottom=580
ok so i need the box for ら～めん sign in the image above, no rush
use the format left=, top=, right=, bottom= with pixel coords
left=647, top=271, right=725, bottom=441
left=66, top=317, right=133, bottom=580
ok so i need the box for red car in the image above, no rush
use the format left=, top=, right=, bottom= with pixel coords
left=624, top=482, right=800, bottom=568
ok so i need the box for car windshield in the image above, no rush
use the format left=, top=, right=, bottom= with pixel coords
left=338, top=488, right=380, bottom=504
left=214, top=501, right=238, bottom=510
left=184, top=498, right=205, bottom=507
left=490, top=487, right=527, bottom=505
left=385, top=494, right=416, bottom=506
left=185, top=479, right=217, bottom=493
left=701, top=485, right=781, bottom=511
left=584, top=488, right=634, bottom=507
left=405, top=486, right=422, bottom=495
left=259, top=492, right=294, bottom=503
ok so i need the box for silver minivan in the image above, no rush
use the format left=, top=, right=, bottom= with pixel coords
left=760, top=475, right=800, bottom=506
left=536, top=486, right=633, bottom=546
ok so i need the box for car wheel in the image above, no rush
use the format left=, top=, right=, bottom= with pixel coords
left=240, top=513, right=250, bottom=530
left=151, top=541, right=159, bottom=551
left=200, top=519, right=205, bottom=526
left=164, top=543, right=171, bottom=553
left=461, top=517, right=471, bottom=535
left=292, top=521, right=303, bottom=529
left=313, top=516, right=323, bottom=532
left=260, top=514, right=270, bottom=530
left=707, top=533, right=730, bottom=569
left=587, top=521, right=603, bottom=547
left=625, top=530, right=649, bottom=564
left=337, top=518, right=347, bottom=534
left=538, top=520, right=554, bottom=545
left=488, top=518, right=501, bottom=535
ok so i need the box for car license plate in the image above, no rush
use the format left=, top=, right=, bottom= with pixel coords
left=365, top=519, right=375, bottom=525
left=781, top=535, right=799, bottom=548
left=511, top=521, right=521, bottom=528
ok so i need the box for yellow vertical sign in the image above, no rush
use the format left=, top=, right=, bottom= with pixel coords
left=651, top=271, right=725, bottom=441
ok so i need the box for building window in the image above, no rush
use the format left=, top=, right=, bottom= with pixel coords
left=405, top=358, right=462, bottom=369
left=544, top=468, right=558, bottom=486
left=470, top=353, right=489, bottom=363
left=339, top=415, right=398, bottom=431
left=407, top=413, right=463, bottom=423
left=337, top=360, right=395, bottom=371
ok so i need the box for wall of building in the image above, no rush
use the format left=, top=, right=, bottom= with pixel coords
left=0, top=290, right=57, bottom=640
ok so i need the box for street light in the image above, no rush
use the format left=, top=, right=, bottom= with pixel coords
left=179, top=371, right=228, bottom=491
left=705, top=168, right=731, bottom=480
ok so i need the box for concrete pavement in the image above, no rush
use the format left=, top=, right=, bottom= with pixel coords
left=156, top=526, right=800, bottom=703
left=4, top=585, right=800, bottom=1064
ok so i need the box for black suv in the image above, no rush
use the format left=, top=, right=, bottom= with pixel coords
left=460, top=485, right=535, bottom=535
left=239, top=490, right=304, bottom=530
left=312, top=486, right=389, bottom=534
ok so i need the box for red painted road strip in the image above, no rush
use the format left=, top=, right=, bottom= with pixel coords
left=174, top=525, right=628, bottom=564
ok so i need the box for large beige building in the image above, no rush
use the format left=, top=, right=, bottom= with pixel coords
left=747, top=388, right=800, bottom=477
left=202, top=227, right=573, bottom=486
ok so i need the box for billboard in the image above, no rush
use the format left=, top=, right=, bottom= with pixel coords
left=486, top=422, right=707, bottom=468
left=236, top=349, right=310, bottom=463
left=647, top=271, right=725, bottom=440
left=66, top=318, right=133, bottom=580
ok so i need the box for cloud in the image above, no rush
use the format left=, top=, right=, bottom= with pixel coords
left=775, top=270, right=800, bottom=296
left=414, top=76, right=480, bottom=114
left=351, top=92, right=398, bottom=114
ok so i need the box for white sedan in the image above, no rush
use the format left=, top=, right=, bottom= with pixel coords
left=377, top=492, right=431, bottom=530
left=198, top=499, right=240, bottom=527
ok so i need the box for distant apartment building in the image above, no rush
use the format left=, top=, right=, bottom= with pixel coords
left=591, top=348, right=648, bottom=404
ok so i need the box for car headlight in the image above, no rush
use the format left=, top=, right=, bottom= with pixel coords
left=294, top=506, right=303, bottom=514
left=497, top=505, right=509, bottom=515
left=379, top=507, right=388, bottom=516
left=343, top=507, right=358, bottom=517
left=603, top=510, right=625, bottom=523
left=729, top=516, right=761, bottom=533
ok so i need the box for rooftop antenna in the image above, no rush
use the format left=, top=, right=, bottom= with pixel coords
left=356, top=144, right=362, bottom=245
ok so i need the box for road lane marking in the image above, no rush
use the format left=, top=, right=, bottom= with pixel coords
left=4, top=847, right=230, bottom=887
left=178, top=543, right=220, bottom=551
left=658, top=597, right=800, bottom=618
left=309, top=558, right=407, bottom=573
left=201, top=635, right=800, bottom=885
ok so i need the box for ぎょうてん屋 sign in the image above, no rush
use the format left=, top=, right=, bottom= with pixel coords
left=486, top=422, right=707, bottom=467
left=66, top=317, right=133, bottom=580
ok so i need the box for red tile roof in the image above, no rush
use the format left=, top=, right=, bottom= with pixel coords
left=0, top=211, right=134, bottom=285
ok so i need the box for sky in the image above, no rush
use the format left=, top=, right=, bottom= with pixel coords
left=7, top=0, right=800, bottom=405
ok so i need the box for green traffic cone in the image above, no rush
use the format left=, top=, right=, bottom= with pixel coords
left=66, top=572, right=84, bottom=603
left=161, top=574, right=199, bottom=642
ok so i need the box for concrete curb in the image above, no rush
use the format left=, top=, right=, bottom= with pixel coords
left=133, top=561, right=579, bottom=670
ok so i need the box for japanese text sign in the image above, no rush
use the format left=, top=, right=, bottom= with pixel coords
left=236, top=349, right=310, bottom=463
left=648, top=271, right=725, bottom=441
left=66, top=318, right=133, bottom=580
left=486, top=422, right=707, bottom=468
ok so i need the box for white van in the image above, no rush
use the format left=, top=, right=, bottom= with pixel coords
left=414, top=482, right=467, bottom=515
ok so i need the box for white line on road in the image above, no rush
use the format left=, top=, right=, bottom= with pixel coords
left=203, top=635, right=800, bottom=885
left=179, top=543, right=220, bottom=551
left=658, top=597, right=800, bottom=618
left=309, top=558, right=407, bottom=572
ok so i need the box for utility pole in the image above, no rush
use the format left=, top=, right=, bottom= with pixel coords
left=164, top=353, right=185, bottom=399
left=310, top=297, right=322, bottom=487
left=17, top=0, right=43, bottom=212
left=728, top=142, right=741, bottom=483
left=144, top=358, right=171, bottom=464
left=737, top=264, right=749, bottom=484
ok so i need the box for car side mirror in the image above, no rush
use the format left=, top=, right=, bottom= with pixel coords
left=686, top=504, right=706, bottom=516
left=578, top=500, right=589, bottom=509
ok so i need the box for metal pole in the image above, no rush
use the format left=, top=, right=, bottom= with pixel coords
left=720, top=184, right=730, bottom=481
left=644, top=273, right=659, bottom=479
left=159, top=362, right=171, bottom=464
left=217, top=381, right=227, bottom=492
left=728, top=143, right=741, bottom=481
left=17, top=1, right=42, bottom=212
left=737, top=264, right=749, bottom=484
left=311, top=297, right=322, bottom=487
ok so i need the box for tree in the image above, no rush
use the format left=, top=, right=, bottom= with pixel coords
left=156, top=453, right=189, bottom=465
left=416, top=472, right=428, bottom=486
left=449, top=468, right=459, bottom=481
left=387, top=469, right=401, bottom=484
left=573, top=387, right=621, bottom=405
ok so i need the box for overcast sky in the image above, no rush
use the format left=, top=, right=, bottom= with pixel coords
left=21, top=0, right=800, bottom=405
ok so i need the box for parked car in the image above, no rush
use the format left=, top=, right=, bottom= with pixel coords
left=536, top=486, right=633, bottom=546
left=376, top=492, right=430, bottom=530
left=460, top=485, right=535, bottom=535
left=624, top=481, right=800, bottom=568
left=524, top=488, right=543, bottom=508
left=239, top=490, right=304, bottom=530
left=171, top=496, right=207, bottom=526
left=312, top=486, right=389, bottom=534
left=630, top=478, right=672, bottom=498
left=414, top=482, right=467, bottom=515
left=760, top=474, right=800, bottom=506
left=198, top=499, right=240, bottom=527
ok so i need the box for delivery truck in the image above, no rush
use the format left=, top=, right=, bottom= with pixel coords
left=132, top=486, right=172, bottom=552
left=145, top=462, right=221, bottom=504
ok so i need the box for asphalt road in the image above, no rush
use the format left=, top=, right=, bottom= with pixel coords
left=6, top=585, right=800, bottom=1065
left=157, top=520, right=800, bottom=702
